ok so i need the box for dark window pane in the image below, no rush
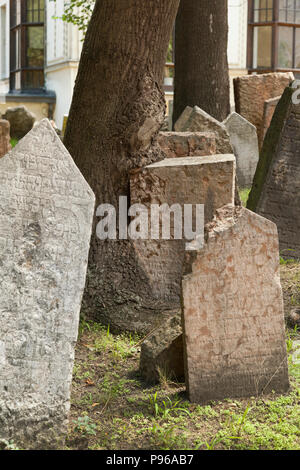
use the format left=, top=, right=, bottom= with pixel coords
left=278, top=26, right=293, bottom=67
left=253, top=26, right=272, bottom=67
left=26, top=26, right=44, bottom=67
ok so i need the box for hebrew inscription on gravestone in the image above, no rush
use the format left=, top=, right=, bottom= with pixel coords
left=0, top=119, right=95, bottom=448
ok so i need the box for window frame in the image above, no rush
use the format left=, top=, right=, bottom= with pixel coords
left=9, top=0, right=45, bottom=93
left=248, top=0, right=300, bottom=73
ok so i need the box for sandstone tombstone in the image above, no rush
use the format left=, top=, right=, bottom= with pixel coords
left=158, top=131, right=216, bottom=159
left=2, top=105, right=36, bottom=139
left=223, top=112, right=259, bottom=188
left=0, top=119, right=95, bottom=448
left=234, top=72, right=294, bottom=148
left=174, top=106, right=232, bottom=154
left=262, top=96, right=280, bottom=143
left=182, top=204, right=289, bottom=403
left=130, top=154, right=236, bottom=308
left=0, top=119, right=11, bottom=158
left=247, top=85, right=300, bottom=259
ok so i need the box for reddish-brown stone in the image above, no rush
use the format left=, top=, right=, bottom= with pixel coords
left=0, top=120, right=11, bottom=158
left=182, top=204, right=289, bottom=403
left=234, top=72, right=294, bottom=148
left=157, top=131, right=216, bottom=158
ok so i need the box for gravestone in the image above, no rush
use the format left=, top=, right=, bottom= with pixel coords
left=0, top=119, right=95, bottom=449
left=262, top=96, right=280, bottom=143
left=0, top=119, right=11, bottom=158
left=223, top=112, right=259, bottom=188
left=158, top=131, right=216, bottom=158
left=234, top=72, right=294, bottom=148
left=182, top=204, right=289, bottom=403
left=136, top=155, right=236, bottom=380
left=247, top=85, right=300, bottom=258
left=174, top=106, right=232, bottom=154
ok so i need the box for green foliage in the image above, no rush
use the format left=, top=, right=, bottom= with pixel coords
left=51, top=0, right=95, bottom=36
left=73, top=415, right=97, bottom=436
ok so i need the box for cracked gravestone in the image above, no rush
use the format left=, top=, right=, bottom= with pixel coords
left=247, top=85, right=300, bottom=259
left=0, top=119, right=95, bottom=449
left=223, top=112, right=259, bottom=188
left=182, top=204, right=289, bottom=403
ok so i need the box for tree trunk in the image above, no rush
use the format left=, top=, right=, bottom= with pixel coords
left=173, top=0, right=230, bottom=126
left=64, top=0, right=180, bottom=333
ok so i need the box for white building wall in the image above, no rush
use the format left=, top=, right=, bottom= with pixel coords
left=228, top=0, right=248, bottom=108
left=45, top=0, right=83, bottom=129
left=0, top=0, right=10, bottom=93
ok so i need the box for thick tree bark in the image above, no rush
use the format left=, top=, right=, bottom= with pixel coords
left=64, top=0, right=180, bottom=333
left=173, top=0, right=230, bottom=126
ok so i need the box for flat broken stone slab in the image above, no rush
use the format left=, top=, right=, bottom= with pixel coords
left=157, top=131, right=216, bottom=158
left=182, top=204, right=289, bottom=403
left=130, top=155, right=236, bottom=303
left=0, top=119, right=95, bottom=448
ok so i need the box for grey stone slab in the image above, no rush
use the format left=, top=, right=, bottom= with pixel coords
left=0, top=119, right=95, bottom=448
left=223, top=112, right=259, bottom=188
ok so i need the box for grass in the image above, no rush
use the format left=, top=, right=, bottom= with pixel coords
left=60, top=257, right=300, bottom=450
left=239, top=187, right=251, bottom=207
left=10, top=138, right=18, bottom=148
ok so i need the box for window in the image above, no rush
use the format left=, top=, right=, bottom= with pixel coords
left=10, top=0, right=45, bottom=92
left=248, top=0, right=300, bottom=72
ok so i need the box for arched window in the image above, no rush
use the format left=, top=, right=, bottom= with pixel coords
left=10, top=0, right=45, bottom=92
left=248, top=0, right=300, bottom=72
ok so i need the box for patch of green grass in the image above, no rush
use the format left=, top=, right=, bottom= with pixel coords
left=10, top=138, right=18, bottom=148
left=239, top=187, right=251, bottom=207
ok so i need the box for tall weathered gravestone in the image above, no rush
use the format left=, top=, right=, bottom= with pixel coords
left=247, top=85, right=300, bottom=258
left=0, top=119, right=95, bottom=448
left=234, top=72, right=294, bottom=149
left=262, top=96, right=281, bottom=143
left=223, top=112, right=259, bottom=188
left=182, top=205, right=289, bottom=403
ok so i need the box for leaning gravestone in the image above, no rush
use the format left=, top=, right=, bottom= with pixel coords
left=247, top=85, right=300, bottom=259
left=0, top=119, right=11, bottom=158
left=182, top=204, right=289, bottom=403
left=0, top=119, right=95, bottom=448
left=223, top=112, right=259, bottom=188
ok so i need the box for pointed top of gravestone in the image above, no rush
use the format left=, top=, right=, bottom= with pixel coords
left=1, top=118, right=95, bottom=203
left=223, top=112, right=257, bottom=134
